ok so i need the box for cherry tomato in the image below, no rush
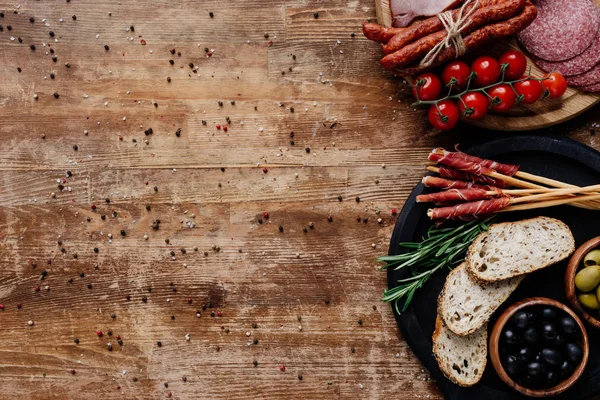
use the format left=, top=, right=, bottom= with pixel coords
left=514, top=76, right=544, bottom=104
left=542, top=71, right=568, bottom=98
left=412, top=73, right=442, bottom=101
left=471, top=56, right=501, bottom=87
left=428, top=100, right=460, bottom=130
left=487, top=84, right=517, bottom=113
left=499, top=50, right=527, bottom=80
left=441, top=61, right=471, bottom=91
left=458, top=92, right=489, bottom=120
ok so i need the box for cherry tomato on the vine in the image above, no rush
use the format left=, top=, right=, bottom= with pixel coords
left=499, top=50, right=527, bottom=80
left=441, top=61, right=471, bottom=91
left=471, top=56, right=501, bottom=87
left=412, top=73, right=442, bottom=101
left=487, top=84, right=517, bottom=113
left=514, top=76, right=544, bottom=104
left=458, top=92, right=488, bottom=120
left=542, top=71, right=567, bottom=98
left=428, top=99, right=460, bottom=130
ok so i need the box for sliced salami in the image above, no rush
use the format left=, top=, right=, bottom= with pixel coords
left=577, top=81, right=600, bottom=93
left=530, top=22, right=600, bottom=76
left=517, top=0, right=600, bottom=62
left=567, top=63, right=600, bottom=86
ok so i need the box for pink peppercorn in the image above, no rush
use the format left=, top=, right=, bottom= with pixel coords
left=91, top=204, right=96, bottom=210
left=96, top=330, right=103, bottom=337
left=217, top=311, right=222, bottom=317
left=223, top=126, right=228, bottom=132
left=187, top=298, right=193, bottom=304
left=263, top=212, right=269, bottom=219
left=391, top=209, right=397, bottom=215
left=216, top=125, right=221, bottom=130
left=71, top=369, right=76, bottom=374
left=0, top=304, right=4, bottom=310
left=34, top=286, right=40, bottom=292
left=280, top=365, right=286, bottom=371
left=262, top=168, right=268, bottom=174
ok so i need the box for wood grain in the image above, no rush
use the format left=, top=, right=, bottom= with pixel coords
left=0, top=1, right=596, bottom=399
left=375, top=0, right=600, bottom=131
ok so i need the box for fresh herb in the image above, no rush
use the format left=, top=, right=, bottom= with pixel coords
left=378, top=217, right=495, bottom=314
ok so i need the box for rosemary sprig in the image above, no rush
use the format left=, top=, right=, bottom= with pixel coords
left=379, top=217, right=495, bottom=314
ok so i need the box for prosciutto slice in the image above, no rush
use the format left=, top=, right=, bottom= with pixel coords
left=429, top=148, right=519, bottom=176
left=417, top=188, right=500, bottom=203
left=422, top=176, right=494, bottom=190
left=429, top=196, right=511, bottom=220
left=438, top=166, right=506, bottom=188
left=390, top=0, right=462, bottom=28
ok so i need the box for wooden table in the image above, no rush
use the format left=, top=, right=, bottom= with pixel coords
left=0, top=1, right=597, bottom=399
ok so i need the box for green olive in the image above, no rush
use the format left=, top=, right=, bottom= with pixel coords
left=596, top=285, right=600, bottom=303
left=578, top=293, right=600, bottom=310
left=575, top=266, right=600, bottom=292
left=583, top=249, right=600, bottom=267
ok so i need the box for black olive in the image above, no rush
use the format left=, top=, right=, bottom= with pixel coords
left=518, top=347, right=535, bottom=362
left=560, top=316, right=578, bottom=335
left=546, top=370, right=560, bottom=387
left=523, top=327, right=538, bottom=344
left=504, top=355, right=522, bottom=376
left=566, top=343, right=583, bottom=364
left=512, top=311, right=531, bottom=329
left=553, top=333, right=566, bottom=347
left=542, top=322, right=558, bottom=340
left=527, top=361, right=546, bottom=378
left=502, top=328, right=521, bottom=345
left=559, top=360, right=574, bottom=377
left=541, top=348, right=563, bottom=367
left=541, top=307, right=557, bottom=321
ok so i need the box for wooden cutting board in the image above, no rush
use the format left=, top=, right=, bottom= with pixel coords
left=375, top=0, right=600, bottom=131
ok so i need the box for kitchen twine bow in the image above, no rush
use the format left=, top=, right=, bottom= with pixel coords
left=420, top=0, right=480, bottom=67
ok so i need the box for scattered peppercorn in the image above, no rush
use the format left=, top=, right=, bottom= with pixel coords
left=17, top=67, right=22, bottom=72
left=93, top=247, right=99, bottom=253
left=120, top=230, right=126, bottom=236
left=279, top=226, right=284, bottom=232
left=54, top=92, right=60, bottom=99
left=49, top=31, right=55, bottom=37
left=157, top=341, right=162, bottom=347
left=52, top=56, right=57, bottom=62
left=355, top=196, right=360, bottom=203
left=104, top=44, right=109, bottom=51
left=72, top=15, right=77, bottom=20
left=209, top=11, right=214, bottom=18
left=50, top=73, right=55, bottom=79
left=305, top=147, right=310, bottom=153
left=358, top=319, right=363, bottom=325
left=169, top=59, right=174, bottom=65
left=314, top=12, right=319, bottom=18
left=175, top=128, right=181, bottom=137
left=167, top=77, right=171, bottom=82
left=74, top=338, right=79, bottom=344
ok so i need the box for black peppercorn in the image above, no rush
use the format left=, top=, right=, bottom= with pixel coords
left=17, top=37, right=22, bottom=43
left=209, top=11, right=214, bottom=18
left=279, top=226, right=284, bottom=232
left=49, top=31, right=55, bottom=37
left=355, top=196, right=360, bottom=202
left=169, top=59, right=174, bottom=65
left=145, top=205, right=151, bottom=211
left=142, top=296, right=147, bottom=303
left=314, top=12, right=319, bottom=18
left=188, top=62, right=194, bottom=68
left=157, top=341, right=162, bottom=347
left=101, top=215, right=106, bottom=220
left=130, top=25, right=134, bottom=32
left=93, top=247, right=99, bottom=253
left=218, top=101, right=223, bottom=107
left=17, top=67, right=21, bottom=72
left=104, top=44, right=109, bottom=51
left=87, top=284, right=92, bottom=289
left=74, top=338, right=79, bottom=344
left=175, top=128, right=181, bottom=137
left=72, top=15, right=77, bottom=20
left=50, top=73, right=55, bottom=79
left=73, top=145, right=78, bottom=151
left=120, top=230, right=126, bottom=236
left=52, top=56, right=57, bottom=62
left=29, top=17, right=35, bottom=23
left=167, top=77, right=171, bottom=82
left=305, top=147, right=310, bottom=153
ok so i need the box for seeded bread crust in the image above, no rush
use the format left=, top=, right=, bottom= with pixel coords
left=437, top=262, right=523, bottom=336
left=465, top=217, right=575, bottom=283
left=432, top=316, right=487, bottom=387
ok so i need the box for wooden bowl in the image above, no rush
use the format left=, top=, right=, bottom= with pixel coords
left=565, top=236, right=600, bottom=329
left=489, top=297, right=589, bottom=397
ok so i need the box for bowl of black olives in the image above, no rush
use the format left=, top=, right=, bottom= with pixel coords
left=490, top=297, right=589, bottom=397
left=566, top=236, right=600, bottom=329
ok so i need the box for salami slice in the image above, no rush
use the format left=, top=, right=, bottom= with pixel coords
left=530, top=21, right=600, bottom=76
left=517, top=0, right=600, bottom=62
left=577, top=81, right=600, bottom=93
left=567, top=63, right=600, bottom=86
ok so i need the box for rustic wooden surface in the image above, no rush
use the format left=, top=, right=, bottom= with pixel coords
left=0, top=1, right=597, bottom=399
left=376, top=0, right=600, bottom=131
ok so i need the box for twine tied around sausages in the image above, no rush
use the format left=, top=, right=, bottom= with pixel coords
left=420, top=0, right=480, bottom=67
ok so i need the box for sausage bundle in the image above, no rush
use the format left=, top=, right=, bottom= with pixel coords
left=362, top=0, right=537, bottom=76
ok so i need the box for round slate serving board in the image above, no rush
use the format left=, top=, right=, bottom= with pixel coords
left=388, top=135, right=600, bottom=399
left=374, top=0, right=600, bottom=131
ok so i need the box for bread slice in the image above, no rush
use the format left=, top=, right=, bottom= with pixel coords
left=466, top=217, right=574, bottom=283
left=438, top=263, right=523, bottom=336
left=432, top=316, right=487, bottom=387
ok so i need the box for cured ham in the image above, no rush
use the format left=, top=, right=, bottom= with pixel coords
left=422, top=176, right=494, bottom=190
left=390, top=0, right=462, bottom=28
left=428, top=196, right=511, bottom=220
left=429, top=148, right=520, bottom=176
left=438, top=166, right=506, bottom=188
left=417, top=188, right=500, bottom=203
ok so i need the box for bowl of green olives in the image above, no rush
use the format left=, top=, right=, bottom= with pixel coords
left=565, top=236, right=600, bottom=329
left=490, top=297, right=589, bottom=397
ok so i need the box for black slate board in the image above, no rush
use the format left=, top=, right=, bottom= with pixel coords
left=388, top=135, right=600, bottom=400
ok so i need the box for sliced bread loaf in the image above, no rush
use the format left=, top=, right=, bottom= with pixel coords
left=466, top=217, right=574, bottom=283
left=432, top=316, right=487, bottom=387
left=438, top=262, right=523, bottom=336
